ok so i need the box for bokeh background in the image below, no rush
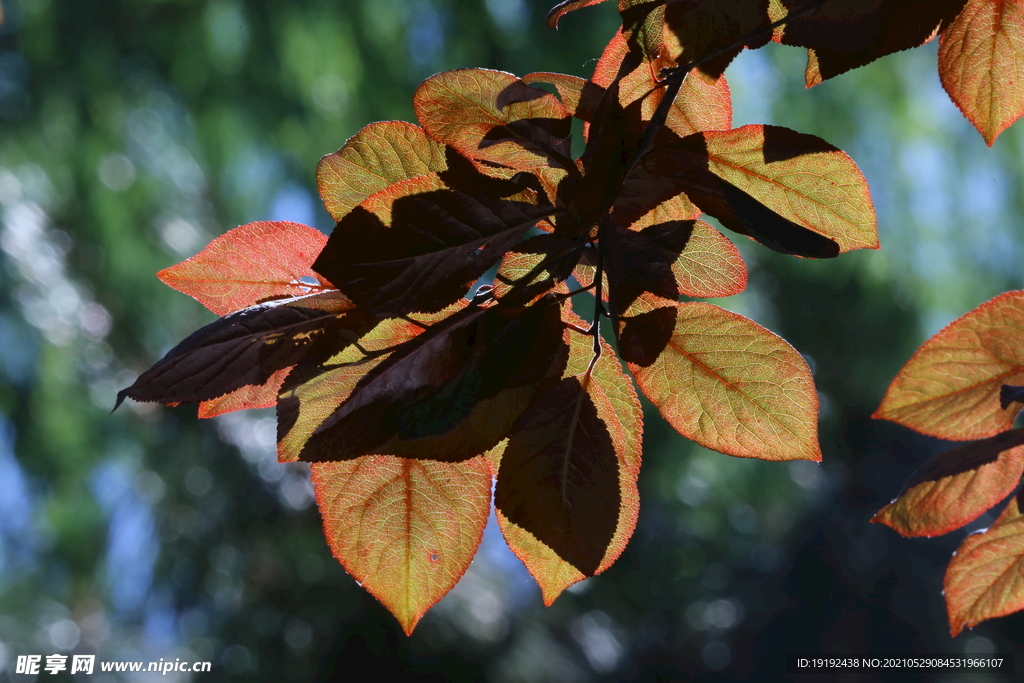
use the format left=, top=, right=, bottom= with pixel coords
left=1, top=0, right=1022, bottom=681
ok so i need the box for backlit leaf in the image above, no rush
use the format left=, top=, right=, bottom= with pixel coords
left=198, top=367, right=291, bottom=418
left=628, top=199, right=746, bottom=298
left=299, top=298, right=568, bottom=463
left=938, top=0, right=1024, bottom=145
left=945, top=494, right=1024, bottom=636
left=873, top=429, right=1024, bottom=537
left=413, top=69, right=573, bottom=173
left=780, top=0, right=968, bottom=86
left=157, top=221, right=331, bottom=316
left=117, top=291, right=375, bottom=409
left=492, top=233, right=581, bottom=301
left=547, top=0, right=613, bottom=29
left=522, top=72, right=605, bottom=122
left=661, top=0, right=773, bottom=79
left=630, top=301, right=821, bottom=461
left=316, top=121, right=447, bottom=222
left=654, top=125, right=877, bottom=255
left=495, top=318, right=641, bottom=602
left=592, top=28, right=733, bottom=136
left=313, top=167, right=553, bottom=318
left=875, top=291, right=1024, bottom=440
left=312, top=455, right=491, bottom=635
left=277, top=316, right=428, bottom=463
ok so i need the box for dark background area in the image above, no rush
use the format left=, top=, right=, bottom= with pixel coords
left=0, top=1, right=1021, bottom=681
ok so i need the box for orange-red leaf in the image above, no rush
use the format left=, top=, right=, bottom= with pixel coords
left=630, top=301, right=821, bottom=461
left=493, top=316, right=641, bottom=604
left=316, top=121, right=447, bottom=222
left=939, top=0, right=1024, bottom=145
left=198, top=367, right=291, bottom=418
left=945, top=494, right=1024, bottom=636
left=312, top=455, right=491, bottom=635
left=875, top=291, right=1024, bottom=441
left=873, top=429, right=1024, bottom=537
left=157, top=221, right=331, bottom=316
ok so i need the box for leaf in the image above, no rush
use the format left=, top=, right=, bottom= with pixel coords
left=198, top=367, right=291, bottom=418
left=945, top=493, right=1024, bottom=636
left=312, top=165, right=554, bottom=318
left=494, top=319, right=641, bottom=602
left=298, top=298, right=568, bottom=463
left=631, top=201, right=746, bottom=298
left=779, top=0, right=968, bottom=86
left=873, top=429, right=1024, bottom=537
left=938, top=0, right=1024, bottom=145
left=277, top=317, right=428, bottom=463
left=522, top=72, right=605, bottom=122
left=643, top=125, right=877, bottom=256
left=547, top=0, right=613, bottom=29
left=312, top=455, right=492, bottom=635
left=316, top=121, right=448, bottom=222
left=603, top=219, right=687, bottom=318
left=592, top=28, right=733, bottom=136
left=116, top=291, right=374, bottom=409
left=630, top=301, right=821, bottom=461
left=413, top=69, right=574, bottom=174
left=157, top=221, right=331, bottom=317
left=661, top=0, right=773, bottom=79
left=492, top=233, right=581, bottom=301
left=875, top=291, right=1024, bottom=441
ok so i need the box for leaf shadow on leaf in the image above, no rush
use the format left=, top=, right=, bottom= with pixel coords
left=313, top=154, right=554, bottom=318
left=779, top=0, right=968, bottom=83
left=639, top=129, right=841, bottom=257
left=660, top=0, right=772, bottom=78
left=762, top=124, right=839, bottom=163
left=479, top=118, right=574, bottom=171
left=298, top=298, right=568, bottom=463
left=495, top=376, right=620, bottom=575
left=898, top=428, right=1024, bottom=493
left=618, top=305, right=678, bottom=367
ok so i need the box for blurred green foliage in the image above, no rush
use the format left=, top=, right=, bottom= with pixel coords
left=0, top=1, right=1023, bottom=681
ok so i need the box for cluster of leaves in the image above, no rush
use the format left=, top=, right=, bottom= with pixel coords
left=115, top=0, right=1024, bottom=634
left=874, top=292, right=1024, bottom=635
left=551, top=0, right=1024, bottom=145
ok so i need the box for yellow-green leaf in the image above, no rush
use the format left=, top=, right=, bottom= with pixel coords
left=873, top=430, right=1024, bottom=537
left=696, top=125, right=878, bottom=253
left=312, top=455, right=491, bottom=635
left=939, top=0, right=1024, bottom=145
left=875, top=291, right=1024, bottom=441
left=630, top=301, right=821, bottom=461
left=316, top=121, right=447, bottom=222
